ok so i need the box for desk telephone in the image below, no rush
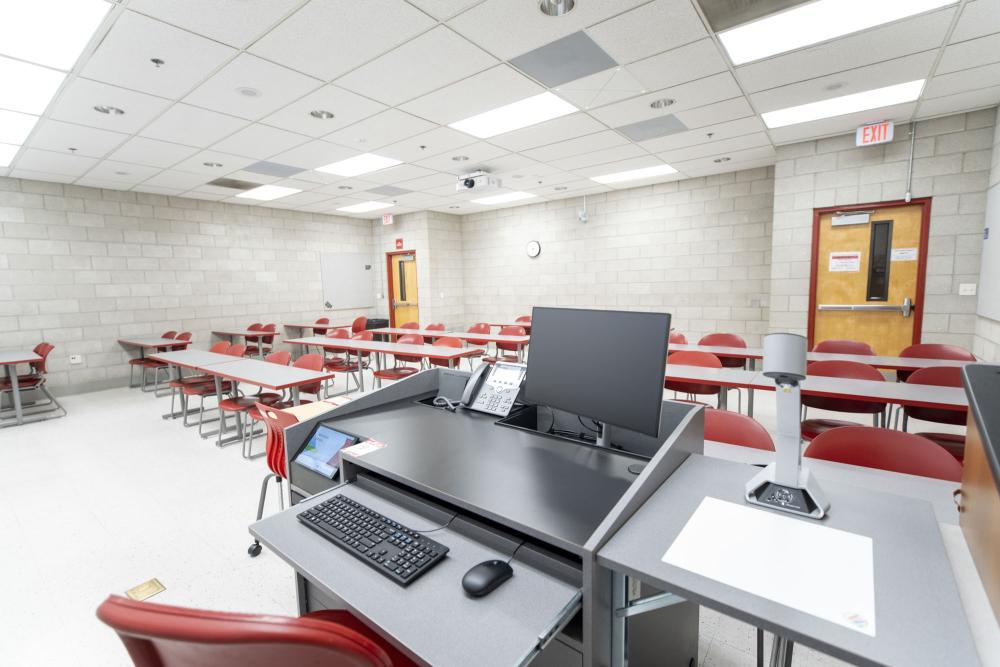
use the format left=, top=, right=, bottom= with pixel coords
left=458, top=362, right=527, bottom=416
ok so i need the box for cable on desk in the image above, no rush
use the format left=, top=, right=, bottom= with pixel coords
left=413, top=512, right=459, bottom=534
left=505, top=541, right=526, bottom=565
left=432, top=396, right=462, bottom=412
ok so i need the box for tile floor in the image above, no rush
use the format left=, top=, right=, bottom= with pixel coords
left=1, top=376, right=960, bottom=666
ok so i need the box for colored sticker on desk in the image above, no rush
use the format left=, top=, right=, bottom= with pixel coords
left=325, top=395, right=354, bottom=408
left=342, top=439, right=386, bottom=458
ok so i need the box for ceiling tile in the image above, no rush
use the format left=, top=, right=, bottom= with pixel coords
left=937, top=32, right=1000, bottom=74
left=510, top=31, right=617, bottom=88
left=655, top=132, right=772, bottom=163
left=314, top=179, right=382, bottom=195
left=261, top=85, right=387, bottom=138
left=750, top=51, right=938, bottom=113
left=673, top=97, right=755, bottom=129
left=141, top=169, right=211, bottom=190
left=324, top=109, right=436, bottom=150
left=271, top=191, right=336, bottom=207
left=135, top=184, right=187, bottom=196
left=172, top=150, right=257, bottom=175
left=249, top=0, right=436, bottom=80
left=48, top=78, right=171, bottom=134
left=184, top=53, right=321, bottom=121
left=400, top=65, right=545, bottom=125
left=140, top=103, right=248, bottom=146
left=734, top=8, right=956, bottom=93
left=627, top=39, right=729, bottom=92
left=916, top=85, right=1000, bottom=119
left=577, top=155, right=666, bottom=182
left=588, top=72, right=742, bottom=127
left=670, top=145, right=776, bottom=173
left=26, top=120, right=128, bottom=158
left=639, top=115, right=766, bottom=153
left=949, top=0, right=1000, bottom=43
left=361, top=164, right=439, bottom=185
left=447, top=0, right=648, bottom=61
left=244, top=161, right=306, bottom=177
left=487, top=112, right=607, bottom=152
left=414, top=141, right=508, bottom=174
left=679, top=157, right=775, bottom=178
left=378, top=127, right=475, bottom=162
left=549, top=143, right=648, bottom=171
left=405, top=0, right=481, bottom=19
left=82, top=11, right=238, bottom=99
left=767, top=102, right=916, bottom=144
left=336, top=26, right=497, bottom=106
left=522, top=130, right=628, bottom=162
left=394, top=171, right=458, bottom=191
left=14, top=148, right=98, bottom=177
left=84, top=160, right=162, bottom=186
left=211, top=123, right=310, bottom=160
left=126, top=0, right=303, bottom=48
left=555, top=68, right=646, bottom=110
left=924, top=62, right=1000, bottom=98
left=269, top=140, right=358, bottom=170
left=108, top=136, right=198, bottom=168
left=8, top=168, right=76, bottom=184
left=585, top=0, right=707, bottom=65
left=77, top=176, right=146, bottom=190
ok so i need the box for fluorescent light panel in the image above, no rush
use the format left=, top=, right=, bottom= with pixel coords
left=337, top=201, right=393, bottom=213
left=761, top=80, right=924, bottom=128
left=0, top=56, right=66, bottom=115
left=316, top=153, right=401, bottom=177
left=235, top=184, right=302, bottom=201
left=719, top=0, right=953, bottom=65
left=0, top=110, right=40, bottom=145
left=0, top=143, right=20, bottom=168
left=471, top=191, right=537, bottom=205
left=591, top=164, right=677, bottom=184
left=449, top=92, right=577, bottom=139
left=0, top=0, right=110, bottom=70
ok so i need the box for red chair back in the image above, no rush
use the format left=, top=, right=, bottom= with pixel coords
left=698, top=333, right=747, bottom=369
left=265, top=351, right=291, bottom=366
left=497, top=325, right=525, bottom=353
left=394, top=333, right=424, bottom=364
left=466, top=323, right=491, bottom=346
left=665, top=351, right=722, bottom=396
left=897, top=343, right=975, bottom=382
left=227, top=343, right=247, bottom=357
left=174, top=332, right=192, bottom=342
left=802, top=360, right=885, bottom=414
left=904, top=366, right=966, bottom=426
left=292, top=353, right=325, bottom=396
left=430, top=336, right=462, bottom=367
left=313, top=317, right=330, bottom=335
left=400, top=322, right=420, bottom=330
left=669, top=331, right=687, bottom=345
left=804, top=427, right=962, bottom=481
left=261, top=323, right=276, bottom=345
left=704, top=408, right=774, bottom=451
left=426, top=323, right=445, bottom=331
left=209, top=341, right=230, bottom=353
left=351, top=316, right=368, bottom=334
left=95, top=593, right=401, bottom=667
left=327, top=328, right=349, bottom=339
left=160, top=331, right=177, bottom=339
left=350, top=331, right=374, bottom=360
left=255, top=402, right=299, bottom=479
left=813, top=339, right=876, bottom=355
left=515, top=315, right=531, bottom=324
left=31, top=342, right=55, bottom=374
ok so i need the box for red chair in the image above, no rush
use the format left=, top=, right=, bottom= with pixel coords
left=804, top=426, right=963, bottom=482
left=246, top=324, right=276, bottom=357
left=515, top=315, right=532, bottom=333
left=669, top=331, right=687, bottom=345
left=242, top=323, right=264, bottom=354
left=400, top=322, right=420, bottom=330
left=665, top=351, right=723, bottom=407
left=800, top=360, right=888, bottom=441
left=168, top=341, right=230, bottom=422
left=129, top=330, right=176, bottom=391
left=247, top=401, right=298, bottom=556
left=271, top=353, right=326, bottom=407
left=343, top=330, right=374, bottom=379
left=897, top=343, right=975, bottom=382
left=373, top=333, right=424, bottom=386
left=902, top=366, right=966, bottom=461
left=312, top=317, right=330, bottom=336
left=462, top=323, right=491, bottom=369
left=813, top=339, right=876, bottom=355
left=0, top=342, right=65, bottom=422
left=96, top=594, right=418, bottom=667
left=429, top=336, right=462, bottom=368
left=704, top=408, right=774, bottom=451
left=483, top=325, right=526, bottom=365
left=227, top=343, right=248, bottom=358
left=698, top=333, right=747, bottom=369
left=351, top=316, right=368, bottom=334
left=426, top=323, right=445, bottom=331
left=323, top=329, right=361, bottom=394
left=221, top=350, right=291, bottom=459
left=183, top=342, right=246, bottom=435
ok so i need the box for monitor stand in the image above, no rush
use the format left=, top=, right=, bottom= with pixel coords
left=596, top=422, right=611, bottom=448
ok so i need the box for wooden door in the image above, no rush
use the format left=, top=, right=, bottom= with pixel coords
left=388, top=252, right=419, bottom=327
left=809, top=200, right=930, bottom=356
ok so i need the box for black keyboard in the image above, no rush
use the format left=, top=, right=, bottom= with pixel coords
left=297, top=494, right=449, bottom=587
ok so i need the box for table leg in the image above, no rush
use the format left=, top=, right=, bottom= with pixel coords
left=769, top=635, right=794, bottom=667
left=357, top=354, right=365, bottom=392
left=291, top=386, right=300, bottom=406
left=8, top=365, right=23, bottom=426
left=719, top=386, right=728, bottom=411
left=748, top=388, right=755, bottom=418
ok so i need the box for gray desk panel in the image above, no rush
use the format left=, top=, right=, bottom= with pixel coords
left=328, top=401, right=639, bottom=555
left=251, top=483, right=580, bottom=667
left=597, top=456, right=979, bottom=667
left=963, top=363, right=1000, bottom=491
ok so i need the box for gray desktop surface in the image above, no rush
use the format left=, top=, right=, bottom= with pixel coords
left=597, top=455, right=980, bottom=667
left=326, top=398, right=639, bottom=556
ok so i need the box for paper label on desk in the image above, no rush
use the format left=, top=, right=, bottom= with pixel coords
left=324, top=395, right=354, bottom=408
left=662, top=497, right=876, bottom=636
left=342, top=439, right=386, bottom=458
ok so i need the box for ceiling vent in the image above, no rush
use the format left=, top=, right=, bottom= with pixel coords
left=696, top=0, right=811, bottom=32
left=206, top=178, right=261, bottom=191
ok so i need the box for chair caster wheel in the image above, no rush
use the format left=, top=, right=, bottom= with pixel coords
left=248, top=542, right=262, bottom=558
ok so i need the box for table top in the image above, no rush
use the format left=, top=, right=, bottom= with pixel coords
left=283, top=322, right=350, bottom=330
left=486, top=322, right=531, bottom=330
left=669, top=343, right=976, bottom=371
left=597, top=455, right=979, bottom=667
left=211, top=329, right=267, bottom=337
left=209, top=358, right=334, bottom=390
left=285, top=336, right=481, bottom=361
left=0, top=351, right=42, bottom=365
left=447, top=331, right=530, bottom=344
left=148, top=349, right=236, bottom=370
left=750, top=373, right=968, bottom=410
left=665, top=365, right=757, bottom=388
left=117, top=337, right=191, bottom=348
left=369, top=327, right=448, bottom=337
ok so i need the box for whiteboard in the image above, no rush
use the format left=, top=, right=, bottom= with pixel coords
left=320, top=252, right=374, bottom=310
left=978, top=184, right=1000, bottom=321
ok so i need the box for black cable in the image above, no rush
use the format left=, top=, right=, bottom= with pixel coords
left=505, top=541, right=527, bottom=564
left=414, top=512, right=459, bottom=534
left=578, top=415, right=599, bottom=433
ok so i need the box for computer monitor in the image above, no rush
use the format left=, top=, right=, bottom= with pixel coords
left=523, top=307, right=670, bottom=439
left=293, top=424, right=357, bottom=479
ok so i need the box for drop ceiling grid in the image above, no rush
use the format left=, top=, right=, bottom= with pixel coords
left=3, top=0, right=999, bottom=217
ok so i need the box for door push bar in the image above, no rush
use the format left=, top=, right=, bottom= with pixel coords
left=818, top=297, right=913, bottom=317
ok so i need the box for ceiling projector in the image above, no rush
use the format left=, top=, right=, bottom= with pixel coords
left=456, top=170, right=501, bottom=192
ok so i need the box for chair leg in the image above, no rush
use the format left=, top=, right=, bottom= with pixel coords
left=248, top=472, right=279, bottom=557
left=902, top=413, right=909, bottom=432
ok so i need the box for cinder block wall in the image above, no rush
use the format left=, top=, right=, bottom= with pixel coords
left=974, top=106, right=1000, bottom=362
left=0, top=178, right=374, bottom=394
left=768, top=109, right=996, bottom=350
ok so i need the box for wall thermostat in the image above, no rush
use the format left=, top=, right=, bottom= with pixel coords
left=526, top=240, right=541, bottom=258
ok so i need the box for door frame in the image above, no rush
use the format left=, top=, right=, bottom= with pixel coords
left=807, top=197, right=932, bottom=348
left=385, top=249, right=417, bottom=327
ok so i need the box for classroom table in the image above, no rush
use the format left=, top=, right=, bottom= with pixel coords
left=486, top=321, right=531, bottom=333
left=283, top=322, right=350, bottom=342
left=210, top=329, right=271, bottom=358
left=285, top=336, right=482, bottom=392
left=0, top=350, right=43, bottom=427
left=147, top=349, right=240, bottom=420
left=119, top=336, right=193, bottom=391
left=669, top=343, right=976, bottom=372
left=368, top=327, right=448, bottom=340
left=664, top=365, right=757, bottom=412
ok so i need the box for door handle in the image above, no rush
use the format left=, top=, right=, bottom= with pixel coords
left=818, top=297, right=914, bottom=317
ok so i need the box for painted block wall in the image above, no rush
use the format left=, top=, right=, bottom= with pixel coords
left=973, top=105, right=1000, bottom=362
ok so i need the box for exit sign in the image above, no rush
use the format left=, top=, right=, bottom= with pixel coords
left=856, top=121, right=893, bottom=147
left=382, top=213, right=394, bottom=225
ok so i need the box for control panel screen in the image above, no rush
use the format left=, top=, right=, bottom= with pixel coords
left=293, top=425, right=357, bottom=479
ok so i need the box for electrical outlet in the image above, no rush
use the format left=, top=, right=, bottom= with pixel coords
left=69, top=354, right=83, bottom=365
left=959, top=283, right=977, bottom=296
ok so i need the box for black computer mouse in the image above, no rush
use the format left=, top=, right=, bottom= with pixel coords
left=462, top=559, right=513, bottom=597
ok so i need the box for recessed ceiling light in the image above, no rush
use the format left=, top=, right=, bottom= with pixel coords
left=451, top=155, right=469, bottom=161
left=539, top=0, right=575, bottom=17
left=554, top=186, right=568, bottom=191
left=713, top=157, right=731, bottom=163
left=591, top=164, right=677, bottom=184
left=649, top=98, right=675, bottom=109
left=761, top=79, right=924, bottom=128
left=310, top=110, right=335, bottom=119
left=449, top=92, right=577, bottom=139
left=0, top=56, right=66, bottom=115
left=150, top=58, right=165, bottom=68
left=0, top=143, right=19, bottom=168
left=93, top=105, right=124, bottom=115
left=337, top=185, right=353, bottom=190
left=0, top=0, right=109, bottom=70
left=825, top=82, right=846, bottom=92
left=337, top=200, right=393, bottom=213
left=237, top=87, right=261, bottom=98
left=203, top=161, right=223, bottom=168
left=471, top=191, right=537, bottom=205
left=316, top=153, right=402, bottom=177
left=718, top=0, right=953, bottom=65
left=0, top=110, right=39, bottom=145
left=236, top=184, right=301, bottom=201
left=448, top=205, right=460, bottom=209
left=114, top=170, right=130, bottom=176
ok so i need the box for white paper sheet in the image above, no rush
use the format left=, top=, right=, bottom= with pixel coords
left=663, top=497, right=876, bottom=636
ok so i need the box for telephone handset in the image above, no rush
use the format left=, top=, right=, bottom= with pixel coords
left=461, top=361, right=526, bottom=416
